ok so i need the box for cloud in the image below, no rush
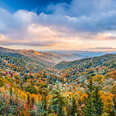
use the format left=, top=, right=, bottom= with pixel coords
left=0, top=0, right=116, bottom=50
left=42, top=0, right=116, bottom=33
left=90, top=47, right=116, bottom=52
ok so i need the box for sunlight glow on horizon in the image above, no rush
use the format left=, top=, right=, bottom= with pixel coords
left=0, top=0, right=116, bottom=51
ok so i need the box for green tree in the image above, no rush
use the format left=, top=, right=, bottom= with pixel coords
left=50, top=87, right=65, bottom=116
left=25, top=85, right=37, bottom=94
left=70, top=96, right=79, bottom=116
left=84, top=76, right=103, bottom=116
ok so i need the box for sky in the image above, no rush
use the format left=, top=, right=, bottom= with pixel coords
left=0, top=0, right=116, bottom=51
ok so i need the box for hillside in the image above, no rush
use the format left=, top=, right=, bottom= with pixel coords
left=0, top=47, right=86, bottom=67
left=0, top=47, right=116, bottom=115
left=55, top=54, right=116, bottom=82
left=0, top=47, right=61, bottom=65
left=55, top=54, right=116, bottom=70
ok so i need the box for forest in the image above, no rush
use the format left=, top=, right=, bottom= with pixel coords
left=0, top=50, right=116, bottom=116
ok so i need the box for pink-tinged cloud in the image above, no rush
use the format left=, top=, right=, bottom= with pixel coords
left=1, top=0, right=116, bottom=51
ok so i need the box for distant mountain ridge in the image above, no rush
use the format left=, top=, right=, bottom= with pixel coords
left=55, top=54, right=116, bottom=71
left=0, top=47, right=81, bottom=67
left=0, top=47, right=116, bottom=70
left=1, top=46, right=116, bottom=83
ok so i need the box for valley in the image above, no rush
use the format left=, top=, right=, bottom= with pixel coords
left=0, top=47, right=116, bottom=116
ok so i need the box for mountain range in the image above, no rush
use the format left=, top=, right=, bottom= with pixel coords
left=0, top=47, right=115, bottom=66
left=0, top=46, right=116, bottom=115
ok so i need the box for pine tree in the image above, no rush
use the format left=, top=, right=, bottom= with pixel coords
left=39, top=88, right=48, bottom=116
left=50, top=87, right=65, bottom=116
left=70, top=96, right=79, bottom=116
left=84, top=75, right=103, bottom=116
left=84, top=91, right=96, bottom=116
left=94, top=87, right=103, bottom=116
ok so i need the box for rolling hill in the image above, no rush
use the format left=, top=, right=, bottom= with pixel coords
left=0, top=47, right=116, bottom=115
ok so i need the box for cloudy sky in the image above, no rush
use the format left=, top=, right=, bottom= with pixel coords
left=0, top=0, right=116, bottom=51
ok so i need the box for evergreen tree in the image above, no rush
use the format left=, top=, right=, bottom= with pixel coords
left=94, top=87, right=103, bottom=116
left=84, top=91, right=96, bottom=116
left=50, top=87, right=65, bottom=116
left=84, top=75, right=103, bottom=116
left=70, top=96, right=79, bottom=116
left=39, top=88, right=48, bottom=116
